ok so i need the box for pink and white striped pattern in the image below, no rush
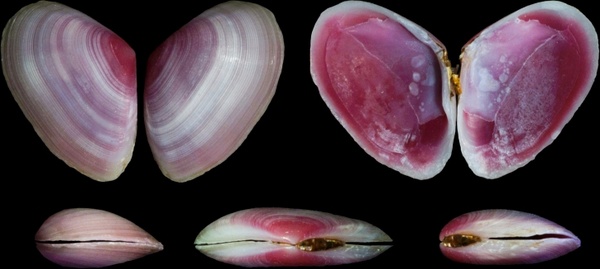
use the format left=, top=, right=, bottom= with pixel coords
left=145, top=1, right=284, bottom=182
left=2, top=1, right=137, bottom=181
left=36, top=208, right=163, bottom=268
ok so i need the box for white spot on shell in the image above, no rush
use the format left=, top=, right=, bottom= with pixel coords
left=412, top=72, right=421, bottom=82
left=421, top=65, right=436, bottom=86
left=499, top=54, right=507, bottom=63
left=409, top=82, right=419, bottom=96
left=477, top=68, right=500, bottom=92
left=411, top=55, right=426, bottom=68
left=499, top=73, right=508, bottom=83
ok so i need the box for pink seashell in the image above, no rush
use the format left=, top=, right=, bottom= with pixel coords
left=310, top=0, right=455, bottom=180
left=36, top=208, right=163, bottom=268
left=195, top=207, right=392, bottom=267
left=310, top=1, right=597, bottom=179
left=457, top=1, right=598, bottom=178
left=145, top=1, right=284, bottom=183
left=2, top=1, right=137, bottom=182
left=439, top=209, right=580, bottom=264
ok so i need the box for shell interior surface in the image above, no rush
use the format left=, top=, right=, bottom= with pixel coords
left=457, top=1, right=598, bottom=178
left=35, top=208, right=163, bottom=268
left=310, top=1, right=455, bottom=180
left=2, top=1, right=137, bottom=182
left=439, top=209, right=581, bottom=264
left=310, top=1, right=597, bottom=179
left=144, top=1, right=284, bottom=183
left=195, top=207, right=392, bottom=267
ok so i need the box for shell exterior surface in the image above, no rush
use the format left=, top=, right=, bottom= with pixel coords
left=310, top=1, right=455, bottom=180
left=2, top=1, right=137, bottom=182
left=35, top=208, right=163, bottom=268
left=145, top=1, right=284, bottom=183
left=311, top=1, right=597, bottom=179
left=457, top=1, right=598, bottom=178
left=439, top=209, right=580, bottom=264
left=195, top=207, right=392, bottom=267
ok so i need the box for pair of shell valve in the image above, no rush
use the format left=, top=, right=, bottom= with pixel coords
left=310, top=0, right=597, bottom=180
left=35, top=208, right=164, bottom=268
left=193, top=208, right=393, bottom=267
left=439, top=209, right=581, bottom=265
left=2, top=0, right=283, bottom=183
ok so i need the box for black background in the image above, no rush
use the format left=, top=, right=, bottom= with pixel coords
left=3, top=0, right=597, bottom=268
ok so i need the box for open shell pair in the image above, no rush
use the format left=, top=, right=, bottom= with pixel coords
left=310, top=1, right=597, bottom=179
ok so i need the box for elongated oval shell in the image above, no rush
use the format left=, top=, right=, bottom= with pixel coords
left=310, top=1, right=455, bottom=180
left=439, top=209, right=580, bottom=264
left=145, top=1, right=284, bottom=183
left=2, top=1, right=137, bottom=182
left=457, top=1, right=598, bottom=178
left=195, top=207, right=392, bottom=267
left=36, top=208, right=163, bottom=268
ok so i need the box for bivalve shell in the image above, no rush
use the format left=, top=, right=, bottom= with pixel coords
left=310, top=1, right=456, bottom=180
left=310, top=1, right=597, bottom=179
left=439, top=209, right=581, bottom=264
left=2, top=1, right=137, bottom=182
left=457, top=1, right=598, bottom=178
left=145, top=1, right=284, bottom=182
left=35, top=208, right=163, bottom=268
left=195, top=207, right=392, bottom=267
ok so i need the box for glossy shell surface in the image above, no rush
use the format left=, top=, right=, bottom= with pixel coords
left=440, top=209, right=581, bottom=264
left=457, top=1, right=598, bottom=178
left=195, top=207, right=392, bottom=267
left=145, top=1, right=284, bottom=182
left=2, top=1, right=137, bottom=182
left=311, top=1, right=597, bottom=179
left=310, top=1, right=455, bottom=180
left=36, top=208, right=163, bottom=268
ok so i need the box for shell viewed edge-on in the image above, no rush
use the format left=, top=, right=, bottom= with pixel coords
left=195, top=207, right=392, bottom=267
left=439, top=209, right=580, bottom=264
left=35, top=208, right=163, bottom=268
